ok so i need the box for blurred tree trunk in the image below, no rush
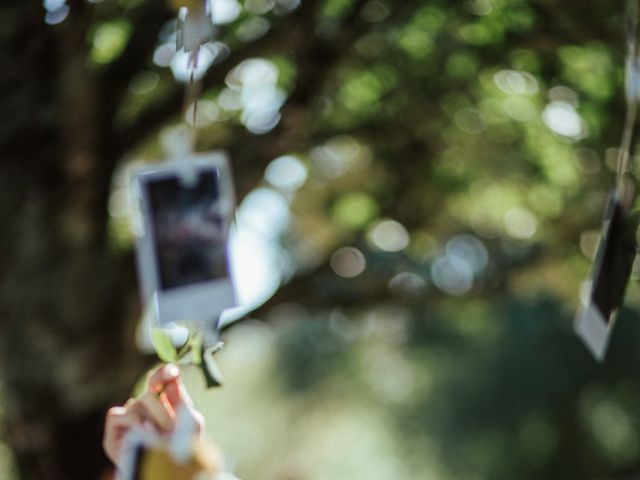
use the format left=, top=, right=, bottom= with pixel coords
left=0, top=2, right=148, bottom=479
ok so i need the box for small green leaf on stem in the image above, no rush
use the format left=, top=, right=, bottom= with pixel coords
left=150, top=328, right=178, bottom=363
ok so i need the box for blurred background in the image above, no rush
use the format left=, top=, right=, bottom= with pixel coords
left=3, top=0, right=640, bottom=479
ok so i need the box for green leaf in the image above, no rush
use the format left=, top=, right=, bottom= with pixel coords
left=150, top=328, right=178, bottom=363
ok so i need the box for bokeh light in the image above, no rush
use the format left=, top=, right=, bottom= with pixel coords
left=367, top=220, right=410, bottom=252
left=236, top=187, right=290, bottom=239
left=264, top=155, right=308, bottom=192
left=542, top=100, right=587, bottom=140
left=330, top=247, right=366, bottom=278
left=310, top=136, right=371, bottom=179
left=503, top=207, right=538, bottom=240
left=44, top=0, right=69, bottom=24
left=223, top=58, right=287, bottom=133
left=388, top=272, right=428, bottom=297
left=446, top=234, right=489, bottom=274
left=431, top=255, right=474, bottom=295
left=211, top=0, right=243, bottom=24
left=494, top=69, right=539, bottom=95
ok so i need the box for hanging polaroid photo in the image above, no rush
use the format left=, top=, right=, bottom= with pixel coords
left=575, top=191, right=638, bottom=361
left=132, top=151, right=236, bottom=327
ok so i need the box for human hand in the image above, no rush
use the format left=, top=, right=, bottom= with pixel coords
left=103, top=364, right=204, bottom=468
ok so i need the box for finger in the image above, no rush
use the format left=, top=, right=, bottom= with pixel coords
left=103, top=405, right=145, bottom=464
left=145, top=365, right=204, bottom=435
left=163, top=380, right=205, bottom=434
left=136, top=392, right=176, bottom=432
left=146, top=364, right=180, bottom=395
left=104, top=405, right=145, bottom=436
left=162, top=375, right=192, bottom=408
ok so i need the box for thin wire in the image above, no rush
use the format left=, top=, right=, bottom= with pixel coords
left=616, top=96, right=637, bottom=179
left=177, top=0, right=211, bottom=154
left=616, top=0, right=640, bottom=202
left=183, top=56, right=203, bottom=152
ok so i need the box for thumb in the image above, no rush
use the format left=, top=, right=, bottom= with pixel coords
left=163, top=376, right=204, bottom=433
left=163, top=374, right=192, bottom=409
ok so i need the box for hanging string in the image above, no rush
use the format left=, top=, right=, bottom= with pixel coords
left=616, top=0, right=640, bottom=204
left=183, top=54, right=203, bottom=153
left=174, top=0, right=214, bottom=155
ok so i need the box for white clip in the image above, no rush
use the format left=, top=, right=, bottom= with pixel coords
left=176, top=0, right=215, bottom=60
left=160, top=125, right=198, bottom=187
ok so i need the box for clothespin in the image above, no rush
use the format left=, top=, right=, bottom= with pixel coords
left=170, top=0, right=215, bottom=67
